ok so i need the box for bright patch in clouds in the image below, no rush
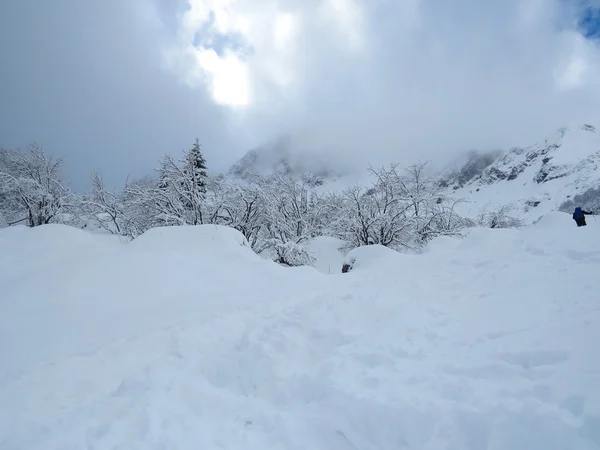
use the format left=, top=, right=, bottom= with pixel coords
left=194, top=48, right=251, bottom=107
left=554, top=30, right=600, bottom=90
left=166, top=0, right=366, bottom=109
left=318, top=0, right=366, bottom=52
left=273, top=12, right=296, bottom=50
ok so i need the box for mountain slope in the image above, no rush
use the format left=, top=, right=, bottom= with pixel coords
left=443, top=124, right=600, bottom=221
left=229, top=124, right=600, bottom=223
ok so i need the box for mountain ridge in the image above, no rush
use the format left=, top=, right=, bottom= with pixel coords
left=227, top=124, right=600, bottom=222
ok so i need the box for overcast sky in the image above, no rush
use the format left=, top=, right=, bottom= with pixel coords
left=1, top=0, right=600, bottom=190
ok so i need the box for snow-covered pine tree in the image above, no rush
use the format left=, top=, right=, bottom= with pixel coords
left=183, top=138, right=208, bottom=196
left=150, top=139, right=210, bottom=226
left=179, top=138, right=208, bottom=224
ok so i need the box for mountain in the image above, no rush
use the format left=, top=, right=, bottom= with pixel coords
left=229, top=124, right=600, bottom=222
left=447, top=124, right=600, bottom=221
left=228, top=134, right=356, bottom=182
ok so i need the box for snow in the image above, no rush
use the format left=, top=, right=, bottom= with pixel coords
left=1, top=215, right=600, bottom=449
left=342, top=243, right=402, bottom=272
left=550, top=125, right=599, bottom=167
left=307, top=236, right=347, bottom=274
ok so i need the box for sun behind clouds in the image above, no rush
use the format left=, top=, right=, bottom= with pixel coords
left=165, top=0, right=365, bottom=109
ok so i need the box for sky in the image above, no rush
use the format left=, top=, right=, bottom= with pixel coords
left=1, top=0, right=600, bottom=190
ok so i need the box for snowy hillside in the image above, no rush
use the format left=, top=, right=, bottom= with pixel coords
left=436, top=124, right=600, bottom=222
left=1, top=214, right=600, bottom=449
left=229, top=124, right=600, bottom=224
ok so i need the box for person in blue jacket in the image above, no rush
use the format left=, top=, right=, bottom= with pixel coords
left=573, top=206, right=593, bottom=227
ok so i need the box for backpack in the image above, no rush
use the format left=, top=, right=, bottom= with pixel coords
left=573, top=207, right=583, bottom=219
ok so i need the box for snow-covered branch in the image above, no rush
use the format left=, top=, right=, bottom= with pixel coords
left=0, top=144, right=72, bottom=227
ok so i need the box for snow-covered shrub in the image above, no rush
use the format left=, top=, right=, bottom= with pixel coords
left=269, top=240, right=316, bottom=267
left=476, top=205, right=523, bottom=229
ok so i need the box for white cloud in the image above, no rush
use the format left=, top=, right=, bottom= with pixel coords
left=165, top=0, right=372, bottom=109
left=194, top=48, right=251, bottom=107
left=273, top=12, right=297, bottom=50
left=317, top=0, right=366, bottom=52
left=5, top=0, right=600, bottom=189
left=161, top=0, right=600, bottom=165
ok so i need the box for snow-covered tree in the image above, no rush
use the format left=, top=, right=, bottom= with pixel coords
left=183, top=138, right=208, bottom=197
left=120, top=176, right=163, bottom=238
left=328, top=162, right=466, bottom=250
left=400, top=162, right=465, bottom=242
left=151, top=140, right=210, bottom=226
left=204, top=175, right=266, bottom=249
left=84, top=171, right=127, bottom=234
left=256, top=169, right=320, bottom=266
left=0, top=144, right=73, bottom=227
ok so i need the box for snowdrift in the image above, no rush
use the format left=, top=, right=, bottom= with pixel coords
left=0, top=224, right=321, bottom=384
left=1, top=215, right=599, bottom=449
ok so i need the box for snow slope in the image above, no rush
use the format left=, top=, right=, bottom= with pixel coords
left=450, top=124, right=600, bottom=222
left=1, top=216, right=600, bottom=449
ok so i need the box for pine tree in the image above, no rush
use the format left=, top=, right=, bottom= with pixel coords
left=183, top=138, right=208, bottom=195
left=178, top=138, right=209, bottom=224
left=150, top=140, right=209, bottom=226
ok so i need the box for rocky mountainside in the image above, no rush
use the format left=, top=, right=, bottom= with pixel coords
left=447, top=124, right=600, bottom=221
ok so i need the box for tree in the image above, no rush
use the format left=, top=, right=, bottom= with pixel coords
left=257, top=169, right=320, bottom=266
left=0, top=144, right=72, bottom=227
left=151, top=139, right=210, bottom=226
left=183, top=138, right=208, bottom=196
left=84, top=171, right=126, bottom=234
left=204, top=175, right=266, bottom=250
left=328, top=162, right=467, bottom=250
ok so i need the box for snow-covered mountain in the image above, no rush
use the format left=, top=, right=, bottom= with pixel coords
left=230, top=124, right=600, bottom=223
left=446, top=124, right=600, bottom=221
left=229, top=134, right=357, bottom=182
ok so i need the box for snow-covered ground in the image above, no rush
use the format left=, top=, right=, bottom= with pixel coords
left=1, top=214, right=599, bottom=449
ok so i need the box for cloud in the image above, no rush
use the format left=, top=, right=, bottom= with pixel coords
left=0, top=0, right=243, bottom=189
left=165, top=0, right=600, bottom=170
left=1, top=0, right=600, bottom=189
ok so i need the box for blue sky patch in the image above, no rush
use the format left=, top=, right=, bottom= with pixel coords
left=192, top=11, right=253, bottom=58
left=578, top=6, right=600, bottom=38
